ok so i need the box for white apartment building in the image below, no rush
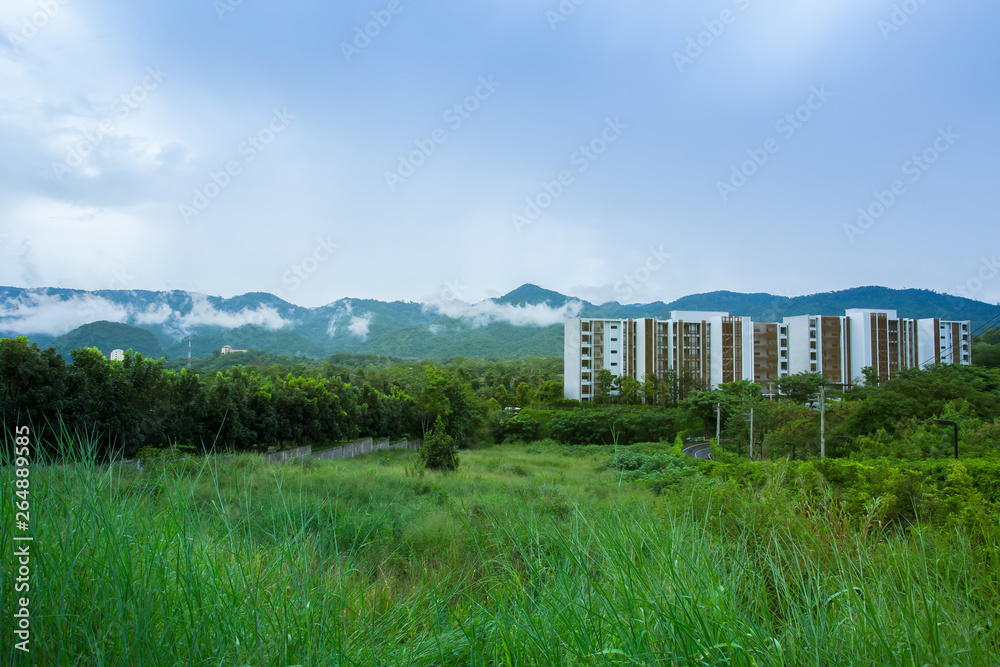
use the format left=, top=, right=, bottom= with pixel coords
left=564, top=309, right=973, bottom=401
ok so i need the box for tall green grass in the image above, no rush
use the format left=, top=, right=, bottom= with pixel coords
left=2, top=436, right=997, bottom=665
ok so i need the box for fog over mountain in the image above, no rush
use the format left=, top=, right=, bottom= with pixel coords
left=3, top=284, right=997, bottom=360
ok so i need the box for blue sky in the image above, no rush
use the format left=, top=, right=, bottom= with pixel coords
left=1, top=0, right=997, bottom=309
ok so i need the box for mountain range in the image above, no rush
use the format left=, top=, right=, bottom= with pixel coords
left=2, top=284, right=997, bottom=360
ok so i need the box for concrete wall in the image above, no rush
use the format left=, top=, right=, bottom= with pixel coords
left=264, top=437, right=423, bottom=465
left=264, top=444, right=312, bottom=464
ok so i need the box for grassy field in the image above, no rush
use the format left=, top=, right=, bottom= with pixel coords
left=2, top=440, right=998, bottom=665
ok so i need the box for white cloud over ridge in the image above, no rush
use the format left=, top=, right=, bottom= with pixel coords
left=347, top=315, right=371, bottom=341
left=324, top=301, right=372, bottom=341
left=426, top=298, right=584, bottom=328
left=0, top=290, right=291, bottom=338
left=172, top=294, right=288, bottom=333
left=0, top=292, right=128, bottom=336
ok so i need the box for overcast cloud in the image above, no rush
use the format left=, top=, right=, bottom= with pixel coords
left=1, top=0, right=997, bottom=308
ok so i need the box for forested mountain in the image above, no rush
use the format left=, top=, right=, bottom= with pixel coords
left=50, top=321, right=163, bottom=358
left=2, top=284, right=997, bottom=360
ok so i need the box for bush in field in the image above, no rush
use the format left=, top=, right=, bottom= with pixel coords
left=604, top=445, right=699, bottom=492
left=685, top=456, right=1000, bottom=533
left=420, top=416, right=459, bottom=471
left=488, top=410, right=541, bottom=442
left=547, top=409, right=676, bottom=446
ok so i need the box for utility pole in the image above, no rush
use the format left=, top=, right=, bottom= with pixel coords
left=819, top=385, right=826, bottom=458
left=715, top=403, right=721, bottom=445
left=749, top=406, right=754, bottom=460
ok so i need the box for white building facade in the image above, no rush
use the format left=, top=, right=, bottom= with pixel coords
left=564, top=309, right=972, bottom=401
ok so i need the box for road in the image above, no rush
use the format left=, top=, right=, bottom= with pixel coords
left=682, top=440, right=712, bottom=460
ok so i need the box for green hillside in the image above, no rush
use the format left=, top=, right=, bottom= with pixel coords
left=363, top=322, right=564, bottom=359
left=50, top=321, right=163, bottom=359
left=162, top=325, right=329, bottom=359
left=4, top=284, right=998, bottom=362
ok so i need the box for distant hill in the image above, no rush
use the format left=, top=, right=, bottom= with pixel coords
left=161, top=324, right=330, bottom=359
left=3, top=284, right=998, bottom=360
left=50, top=321, right=162, bottom=359
left=494, top=283, right=574, bottom=307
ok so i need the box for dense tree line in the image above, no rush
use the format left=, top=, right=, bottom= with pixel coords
left=2, top=340, right=562, bottom=462
left=972, top=325, right=1000, bottom=369
left=6, top=332, right=998, bottom=464
left=1, top=338, right=423, bottom=460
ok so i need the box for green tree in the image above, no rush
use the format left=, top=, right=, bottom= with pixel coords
left=774, top=371, right=825, bottom=405
left=861, top=366, right=881, bottom=388
left=843, top=364, right=1000, bottom=437
left=972, top=340, right=1000, bottom=369
left=680, top=389, right=731, bottom=440
left=1, top=336, right=86, bottom=457
left=416, top=367, right=451, bottom=434
left=643, top=373, right=660, bottom=406
left=722, top=398, right=773, bottom=460
left=719, top=379, right=762, bottom=402
left=597, top=368, right=615, bottom=404
left=515, top=382, right=536, bottom=408
left=615, top=375, right=641, bottom=405
left=419, top=415, right=459, bottom=471
left=535, top=380, right=563, bottom=405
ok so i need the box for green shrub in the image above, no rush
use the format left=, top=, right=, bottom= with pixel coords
left=489, top=410, right=541, bottom=442
left=419, top=416, right=459, bottom=471
left=547, top=408, right=677, bottom=446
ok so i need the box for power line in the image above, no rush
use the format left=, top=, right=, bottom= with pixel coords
left=916, top=311, right=1000, bottom=369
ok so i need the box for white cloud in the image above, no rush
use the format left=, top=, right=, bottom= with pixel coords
left=0, top=290, right=291, bottom=338
left=173, top=294, right=289, bottom=333
left=133, top=303, right=173, bottom=325
left=426, top=298, right=584, bottom=328
left=324, top=301, right=372, bottom=340
left=347, top=315, right=372, bottom=340
left=0, top=291, right=127, bottom=336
